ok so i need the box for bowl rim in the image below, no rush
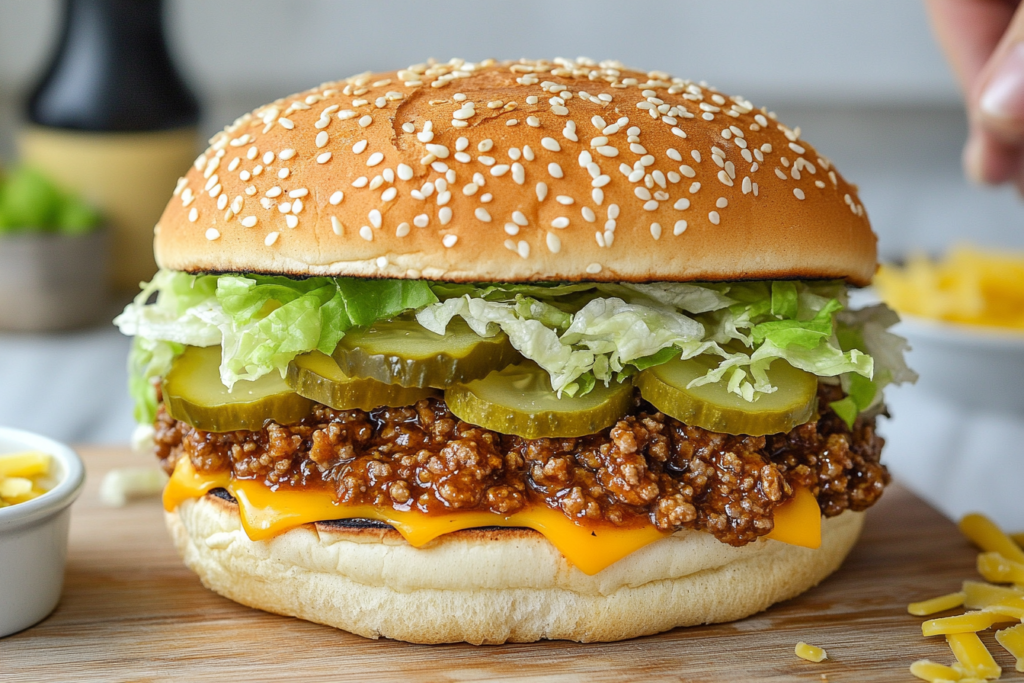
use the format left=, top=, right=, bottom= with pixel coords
left=899, top=314, right=1024, bottom=351
left=0, top=427, right=85, bottom=531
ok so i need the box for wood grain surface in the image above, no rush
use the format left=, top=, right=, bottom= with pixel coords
left=0, top=446, right=1015, bottom=683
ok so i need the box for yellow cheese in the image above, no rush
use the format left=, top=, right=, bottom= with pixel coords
left=963, top=580, right=1024, bottom=610
left=794, top=641, right=828, bottom=663
left=959, top=513, right=1024, bottom=565
left=922, top=610, right=1017, bottom=637
left=946, top=633, right=1001, bottom=680
left=909, top=592, right=967, bottom=617
left=909, top=659, right=963, bottom=682
left=995, top=623, right=1024, bottom=673
left=164, top=458, right=822, bottom=575
left=765, top=485, right=821, bottom=549
left=977, top=551, right=1024, bottom=585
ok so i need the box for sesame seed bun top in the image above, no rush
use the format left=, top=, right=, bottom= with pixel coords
left=155, top=58, right=877, bottom=286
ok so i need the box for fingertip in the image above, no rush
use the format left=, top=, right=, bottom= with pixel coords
left=963, top=130, right=1022, bottom=184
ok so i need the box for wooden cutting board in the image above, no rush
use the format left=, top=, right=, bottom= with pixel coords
left=0, top=446, right=1015, bottom=683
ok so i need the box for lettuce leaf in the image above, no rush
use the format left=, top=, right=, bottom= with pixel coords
left=118, top=270, right=914, bottom=425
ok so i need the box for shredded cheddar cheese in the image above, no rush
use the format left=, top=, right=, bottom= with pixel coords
left=947, top=633, right=1002, bottom=680
left=910, top=659, right=963, bottom=682
left=875, top=246, right=1024, bottom=331
left=908, top=513, right=1024, bottom=681
left=995, top=623, right=1024, bottom=673
left=959, top=515, right=1024, bottom=565
left=977, top=552, right=1024, bottom=586
left=910, top=592, right=967, bottom=617
left=0, top=451, right=51, bottom=507
left=794, top=641, right=827, bottom=663
left=923, top=611, right=1016, bottom=637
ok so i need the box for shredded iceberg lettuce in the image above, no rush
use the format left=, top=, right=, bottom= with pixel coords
left=117, top=270, right=914, bottom=426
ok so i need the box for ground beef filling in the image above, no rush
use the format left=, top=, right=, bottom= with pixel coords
left=154, top=384, right=888, bottom=547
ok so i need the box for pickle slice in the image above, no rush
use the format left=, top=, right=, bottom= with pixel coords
left=333, top=318, right=519, bottom=388
left=163, top=346, right=312, bottom=432
left=287, top=351, right=440, bottom=410
left=634, top=355, right=817, bottom=436
left=445, top=362, right=633, bottom=439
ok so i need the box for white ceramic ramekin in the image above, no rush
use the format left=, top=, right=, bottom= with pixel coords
left=0, top=427, right=85, bottom=638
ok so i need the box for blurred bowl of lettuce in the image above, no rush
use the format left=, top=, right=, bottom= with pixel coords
left=0, top=165, right=108, bottom=331
left=875, top=245, right=1024, bottom=415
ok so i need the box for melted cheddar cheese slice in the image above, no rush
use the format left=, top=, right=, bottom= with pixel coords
left=164, top=458, right=821, bottom=575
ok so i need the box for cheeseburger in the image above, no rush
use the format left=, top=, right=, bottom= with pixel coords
left=115, top=58, right=915, bottom=644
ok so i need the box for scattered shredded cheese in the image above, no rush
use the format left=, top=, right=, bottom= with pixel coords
left=795, top=641, right=828, bottom=663
left=910, top=592, right=967, bottom=617
left=907, top=513, right=1024, bottom=681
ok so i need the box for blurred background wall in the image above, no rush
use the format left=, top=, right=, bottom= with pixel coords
left=0, top=0, right=1022, bottom=443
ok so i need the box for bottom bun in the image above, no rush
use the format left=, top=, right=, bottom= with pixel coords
left=166, top=493, right=864, bottom=644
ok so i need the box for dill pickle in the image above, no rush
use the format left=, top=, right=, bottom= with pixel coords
left=634, top=355, right=817, bottom=436
left=163, top=346, right=312, bottom=432
left=287, top=351, right=440, bottom=410
left=445, top=362, right=633, bottom=439
left=333, top=318, right=519, bottom=388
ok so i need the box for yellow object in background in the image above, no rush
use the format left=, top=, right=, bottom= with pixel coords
left=875, top=246, right=1024, bottom=331
left=0, top=451, right=51, bottom=507
left=794, top=641, right=828, bottom=663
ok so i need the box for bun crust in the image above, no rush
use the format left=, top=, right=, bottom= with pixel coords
left=155, top=59, right=876, bottom=285
left=167, top=493, right=864, bottom=644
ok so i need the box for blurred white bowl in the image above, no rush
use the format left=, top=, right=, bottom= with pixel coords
left=0, top=427, right=85, bottom=638
left=898, top=315, right=1024, bottom=415
left=880, top=314, right=1024, bottom=531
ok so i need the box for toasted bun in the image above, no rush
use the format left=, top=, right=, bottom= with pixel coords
left=155, top=59, right=876, bottom=285
left=167, top=493, right=864, bottom=644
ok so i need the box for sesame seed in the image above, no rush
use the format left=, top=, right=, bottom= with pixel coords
left=643, top=200, right=659, bottom=211
left=794, top=188, right=805, bottom=200
left=381, top=187, right=397, bottom=202
left=367, top=152, right=384, bottom=166
left=541, top=137, right=561, bottom=152
left=596, top=146, right=619, bottom=157
left=279, top=118, right=294, bottom=129
left=674, top=220, right=687, bottom=235
left=592, top=188, right=604, bottom=204
left=397, top=163, right=414, bottom=181
left=517, top=241, right=530, bottom=259
left=511, top=163, right=525, bottom=185
left=369, top=209, right=382, bottom=228
left=443, top=234, right=458, bottom=248
left=413, top=213, right=430, bottom=228
left=317, top=152, right=333, bottom=164
left=635, top=187, right=652, bottom=201
left=437, top=190, right=451, bottom=205
left=512, top=211, right=528, bottom=226
left=547, top=163, right=564, bottom=179
left=396, top=222, right=411, bottom=237
left=527, top=95, right=539, bottom=105
left=439, top=207, right=453, bottom=224
left=555, top=195, right=574, bottom=206
left=187, top=208, right=198, bottom=222
left=426, top=144, right=450, bottom=159
left=285, top=214, right=298, bottom=228
left=241, top=216, right=257, bottom=228
left=330, top=217, right=343, bottom=235
left=586, top=263, right=602, bottom=274
left=359, top=226, right=373, bottom=241
left=328, top=191, right=344, bottom=206
left=217, top=194, right=228, bottom=210
left=709, top=211, right=720, bottom=225
left=650, top=223, right=662, bottom=240
left=551, top=217, right=570, bottom=229
left=536, top=182, right=548, bottom=201
left=546, top=232, right=561, bottom=253
left=789, top=142, right=806, bottom=154
left=278, top=202, right=292, bottom=214
left=377, top=256, right=388, bottom=269
left=239, top=171, right=251, bottom=181
left=402, top=122, right=416, bottom=133
left=581, top=206, right=596, bottom=222
left=352, top=140, right=368, bottom=154
left=527, top=116, right=541, bottom=127
left=474, top=207, right=492, bottom=222
left=717, top=170, right=734, bottom=186
left=691, top=150, right=702, bottom=163
left=506, top=119, right=518, bottom=126
left=292, top=198, right=304, bottom=213
left=359, top=115, right=372, bottom=127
